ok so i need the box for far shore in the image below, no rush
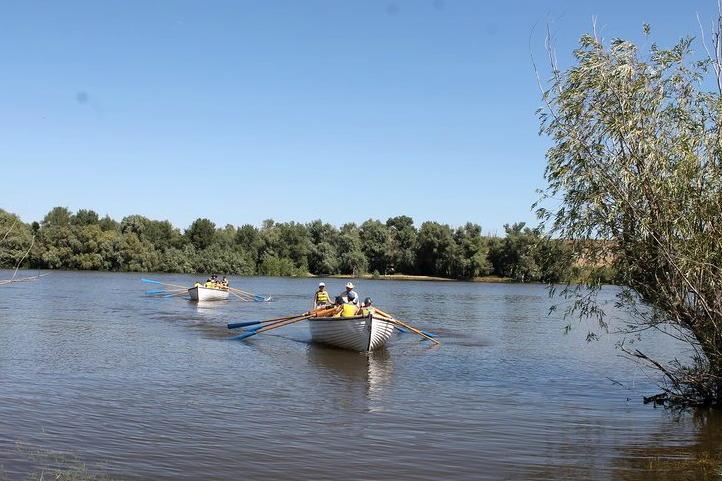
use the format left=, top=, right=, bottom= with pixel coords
left=319, top=273, right=514, bottom=283
left=1, top=268, right=515, bottom=284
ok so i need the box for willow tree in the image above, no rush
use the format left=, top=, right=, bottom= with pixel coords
left=537, top=19, right=722, bottom=406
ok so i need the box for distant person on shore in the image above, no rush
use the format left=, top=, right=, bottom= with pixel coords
left=314, top=282, right=331, bottom=308
left=340, top=282, right=358, bottom=303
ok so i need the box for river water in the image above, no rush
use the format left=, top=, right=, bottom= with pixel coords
left=0, top=271, right=720, bottom=480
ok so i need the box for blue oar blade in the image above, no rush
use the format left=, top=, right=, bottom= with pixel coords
left=395, top=326, right=407, bottom=333
left=141, top=278, right=163, bottom=285
left=227, top=320, right=262, bottom=329
left=421, top=330, right=436, bottom=338
left=232, top=331, right=257, bottom=341
left=145, top=289, right=167, bottom=295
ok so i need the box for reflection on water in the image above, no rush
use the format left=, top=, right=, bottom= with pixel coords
left=0, top=271, right=719, bottom=481
left=306, top=346, right=393, bottom=412
left=614, top=409, right=722, bottom=481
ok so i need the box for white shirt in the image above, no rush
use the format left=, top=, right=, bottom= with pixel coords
left=340, top=289, right=358, bottom=303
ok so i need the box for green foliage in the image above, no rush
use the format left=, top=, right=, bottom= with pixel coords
left=185, top=218, right=216, bottom=250
left=360, top=219, right=389, bottom=274
left=309, top=241, right=339, bottom=275
left=337, top=223, right=368, bottom=275
left=0, top=209, right=34, bottom=268
left=71, top=209, right=99, bottom=226
left=416, top=221, right=456, bottom=276
left=42, top=206, right=71, bottom=227
left=538, top=24, right=722, bottom=406
left=193, top=245, right=254, bottom=275
left=2, top=207, right=578, bottom=283
left=257, top=253, right=302, bottom=276
left=386, top=215, right=417, bottom=274
left=489, top=223, right=540, bottom=281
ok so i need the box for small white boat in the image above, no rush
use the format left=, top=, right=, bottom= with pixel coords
left=308, top=313, right=395, bottom=351
left=188, top=285, right=230, bottom=302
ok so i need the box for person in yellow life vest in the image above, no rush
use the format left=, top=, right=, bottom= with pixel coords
left=340, top=292, right=360, bottom=317
left=361, top=297, right=375, bottom=316
left=314, top=282, right=331, bottom=308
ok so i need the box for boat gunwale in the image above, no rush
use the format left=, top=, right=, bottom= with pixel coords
left=309, top=313, right=386, bottom=322
left=187, top=285, right=230, bottom=292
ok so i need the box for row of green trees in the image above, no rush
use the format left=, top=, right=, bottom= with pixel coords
left=0, top=207, right=599, bottom=282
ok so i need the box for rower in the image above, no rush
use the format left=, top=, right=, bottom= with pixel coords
left=361, top=297, right=375, bottom=315
left=339, top=282, right=358, bottom=303
left=332, top=296, right=345, bottom=317
left=340, top=293, right=360, bottom=317
left=314, top=282, right=331, bottom=308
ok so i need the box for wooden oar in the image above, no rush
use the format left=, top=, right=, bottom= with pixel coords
left=229, top=286, right=257, bottom=296
left=228, top=290, right=253, bottom=302
left=231, top=314, right=312, bottom=341
left=228, top=313, right=308, bottom=330
left=233, top=306, right=342, bottom=339
left=244, top=306, right=341, bottom=331
left=0, top=273, right=49, bottom=286
left=229, top=290, right=262, bottom=302
left=162, top=291, right=190, bottom=298
left=373, top=308, right=440, bottom=345
left=227, top=306, right=336, bottom=330
left=229, top=287, right=271, bottom=302
left=373, top=307, right=433, bottom=336
left=146, top=288, right=186, bottom=295
left=141, top=278, right=189, bottom=290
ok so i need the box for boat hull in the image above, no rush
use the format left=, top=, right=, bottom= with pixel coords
left=308, top=314, right=395, bottom=351
left=188, top=286, right=229, bottom=301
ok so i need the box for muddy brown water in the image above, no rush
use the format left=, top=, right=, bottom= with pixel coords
left=0, top=271, right=720, bottom=480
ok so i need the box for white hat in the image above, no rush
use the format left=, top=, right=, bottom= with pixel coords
left=318, top=282, right=325, bottom=287
left=345, top=282, right=354, bottom=289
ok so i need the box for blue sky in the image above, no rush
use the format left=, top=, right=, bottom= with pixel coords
left=1, top=0, right=717, bottom=234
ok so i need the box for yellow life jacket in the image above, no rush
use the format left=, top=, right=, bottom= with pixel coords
left=362, top=307, right=375, bottom=316
left=315, top=290, right=330, bottom=303
left=341, top=303, right=359, bottom=317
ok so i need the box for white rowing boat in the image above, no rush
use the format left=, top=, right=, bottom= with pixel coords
left=308, top=313, right=395, bottom=351
left=188, top=285, right=230, bottom=301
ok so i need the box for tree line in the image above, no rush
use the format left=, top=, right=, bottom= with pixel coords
left=0, top=207, right=610, bottom=282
